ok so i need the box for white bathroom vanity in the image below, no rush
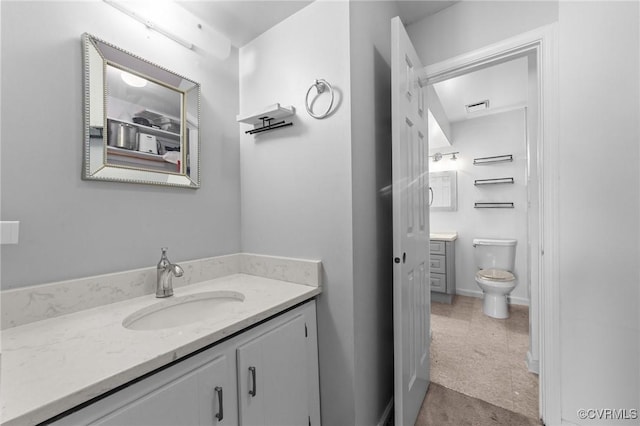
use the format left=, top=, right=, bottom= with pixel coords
left=0, top=254, right=322, bottom=426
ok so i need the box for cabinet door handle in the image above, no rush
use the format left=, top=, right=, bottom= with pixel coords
left=214, top=386, right=223, bottom=421
left=249, top=366, right=257, bottom=397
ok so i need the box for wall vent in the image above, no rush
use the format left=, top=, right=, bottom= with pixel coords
left=465, top=100, right=490, bottom=114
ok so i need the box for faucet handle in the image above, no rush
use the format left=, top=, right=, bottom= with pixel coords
left=158, top=247, right=170, bottom=268
left=171, top=264, right=184, bottom=277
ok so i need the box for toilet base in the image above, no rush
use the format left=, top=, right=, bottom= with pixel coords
left=482, top=293, right=509, bottom=319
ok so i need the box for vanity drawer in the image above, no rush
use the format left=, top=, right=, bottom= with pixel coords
left=430, top=240, right=445, bottom=255
left=429, top=255, right=446, bottom=274
left=430, top=274, right=446, bottom=292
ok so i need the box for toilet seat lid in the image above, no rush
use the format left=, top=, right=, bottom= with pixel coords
left=476, top=269, right=515, bottom=281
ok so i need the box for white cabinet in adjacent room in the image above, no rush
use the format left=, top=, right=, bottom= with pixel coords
left=429, top=238, right=457, bottom=304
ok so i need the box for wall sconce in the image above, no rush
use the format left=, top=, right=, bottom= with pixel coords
left=429, top=151, right=459, bottom=162
left=104, top=0, right=194, bottom=49
left=103, top=0, right=231, bottom=60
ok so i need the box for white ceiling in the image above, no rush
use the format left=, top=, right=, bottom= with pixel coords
left=178, top=1, right=314, bottom=48
left=159, top=1, right=523, bottom=128
left=396, top=1, right=459, bottom=25
left=175, top=0, right=525, bottom=132
left=432, top=57, right=529, bottom=124
left=178, top=0, right=458, bottom=48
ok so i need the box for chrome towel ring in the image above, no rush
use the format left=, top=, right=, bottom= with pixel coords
left=305, top=79, right=334, bottom=119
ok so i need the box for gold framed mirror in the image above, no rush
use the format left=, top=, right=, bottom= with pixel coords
left=82, top=33, right=200, bottom=188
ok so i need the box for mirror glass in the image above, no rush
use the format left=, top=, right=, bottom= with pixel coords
left=429, top=171, right=457, bottom=211
left=83, top=33, right=200, bottom=188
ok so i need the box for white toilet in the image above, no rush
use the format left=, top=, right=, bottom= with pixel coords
left=473, top=238, right=517, bottom=319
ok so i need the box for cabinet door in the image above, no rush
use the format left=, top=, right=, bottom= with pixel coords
left=96, top=370, right=201, bottom=426
left=237, top=314, right=309, bottom=426
left=430, top=274, right=446, bottom=292
left=53, top=353, right=234, bottom=426
left=98, top=355, right=233, bottom=426
left=429, top=254, right=446, bottom=274
left=197, top=354, right=237, bottom=426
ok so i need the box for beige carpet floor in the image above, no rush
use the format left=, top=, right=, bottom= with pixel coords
left=429, top=295, right=539, bottom=420
left=415, top=382, right=541, bottom=426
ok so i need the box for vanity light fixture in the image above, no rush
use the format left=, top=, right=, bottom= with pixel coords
left=103, top=0, right=194, bottom=50
left=429, top=151, right=459, bottom=162
left=120, top=70, right=147, bottom=88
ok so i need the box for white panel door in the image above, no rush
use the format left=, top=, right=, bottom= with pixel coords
left=237, top=314, right=309, bottom=426
left=391, top=16, right=431, bottom=426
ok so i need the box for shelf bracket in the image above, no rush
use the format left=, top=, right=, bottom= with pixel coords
left=245, top=116, right=293, bottom=135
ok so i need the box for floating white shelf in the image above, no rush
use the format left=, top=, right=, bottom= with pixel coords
left=236, top=103, right=295, bottom=126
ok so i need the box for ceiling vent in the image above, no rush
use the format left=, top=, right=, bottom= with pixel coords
left=465, top=100, right=490, bottom=114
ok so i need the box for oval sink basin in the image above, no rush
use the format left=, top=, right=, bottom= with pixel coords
left=123, top=290, right=245, bottom=331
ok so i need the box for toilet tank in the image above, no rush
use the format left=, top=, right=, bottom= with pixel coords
left=473, top=238, right=517, bottom=271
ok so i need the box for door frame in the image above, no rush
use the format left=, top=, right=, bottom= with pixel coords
left=422, top=24, right=560, bottom=425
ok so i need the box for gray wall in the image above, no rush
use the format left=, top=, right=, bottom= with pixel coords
left=558, top=2, right=639, bottom=423
left=349, top=1, right=399, bottom=424
left=238, top=2, right=357, bottom=424
left=0, top=1, right=241, bottom=289
left=240, top=1, right=402, bottom=423
left=406, top=1, right=559, bottom=67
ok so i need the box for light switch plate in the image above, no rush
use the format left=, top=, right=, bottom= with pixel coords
left=1, top=221, right=20, bottom=244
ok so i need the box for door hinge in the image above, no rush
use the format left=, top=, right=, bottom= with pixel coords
left=305, top=323, right=308, bottom=338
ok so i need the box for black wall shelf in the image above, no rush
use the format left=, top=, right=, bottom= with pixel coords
left=474, top=202, right=514, bottom=209
left=474, top=177, right=515, bottom=186
left=236, top=103, right=295, bottom=135
left=473, top=154, right=513, bottom=165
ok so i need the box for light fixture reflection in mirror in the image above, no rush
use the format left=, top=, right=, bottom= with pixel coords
left=429, top=151, right=461, bottom=172
left=121, top=71, right=147, bottom=88
left=82, top=33, right=201, bottom=188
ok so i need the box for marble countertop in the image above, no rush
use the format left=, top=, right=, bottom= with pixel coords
left=1, top=274, right=321, bottom=426
left=431, top=232, right=458, bottom=241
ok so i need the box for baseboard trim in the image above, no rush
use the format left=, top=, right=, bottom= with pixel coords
left=455, top=289, right=530, bottom=306
left=455, top=288, right=483, bottom=299
left=377, top=398, right=394, bottom=426
left=527, top=350, right=540, bottom=374
left=431, top=292, right=454, bottom=304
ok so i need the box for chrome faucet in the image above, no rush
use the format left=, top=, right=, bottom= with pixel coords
left=156, top=247, right=183, bottom=298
